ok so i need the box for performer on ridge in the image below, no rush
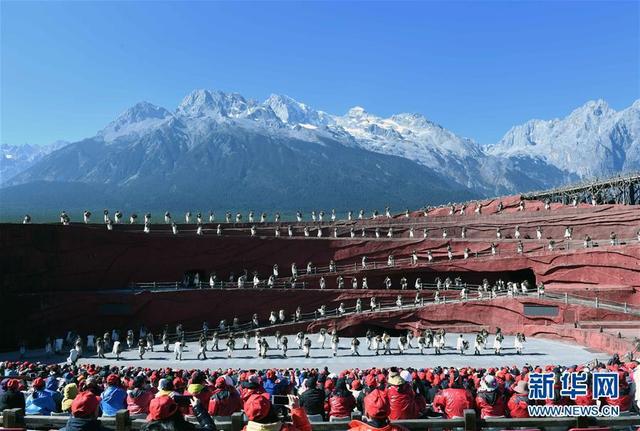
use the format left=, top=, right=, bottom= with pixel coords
left=303, top=337, right=312, bottom=358
left=331, top=331, right=339, bottom=357
left=351, top=337, right=360, bottom=356
left=493, top=328, right=504, bottom=355
left=474, top=333, right=485, bottom=355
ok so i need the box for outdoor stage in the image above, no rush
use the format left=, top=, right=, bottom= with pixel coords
left=1, top=334, right=608, bottom=370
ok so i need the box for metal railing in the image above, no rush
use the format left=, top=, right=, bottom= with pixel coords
left=3, top=407, right=639, bottom=431
left=132, top=280, right=309, bottom=291
left=151, top=288, right=639, bottom=344
left=80, top=218, right=640, bottom=242
left=129, top=235, right=638, bottom=293
left=522, top=171, right=640, bottom=201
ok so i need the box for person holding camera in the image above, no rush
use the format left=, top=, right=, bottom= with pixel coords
left=242, top=394, right=311, bottom=431
left=142, top=394, right=217, bottom=431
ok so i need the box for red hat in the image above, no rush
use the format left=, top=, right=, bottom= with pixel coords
left=266, top=370, right=276, bottom=379
left=324, top=379, right=335, bottom=390
left=243, top=393, right=271, bottom=421
left=32, top=377, right=45, bottom=390
left=365, top=374, right=376, bottom=388
left=147, top=396, right=179, bottom=421
left=106, top=374, right=120, bottom=386
left=364, top=389, right=390, bottom=420
left=504, top=373, right=513, bottom=382
left=7, top=379, right=20, bottom=391
left=71, top=391, right=101, bottom=418
left=351, top=380, right=362, bottom=390
left=215, top=376, right=226, bottom=389
left=173, top=377, right=185, bottom=389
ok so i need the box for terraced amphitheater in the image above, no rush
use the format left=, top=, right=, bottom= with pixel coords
left=1, top=175, right=639, bottom=357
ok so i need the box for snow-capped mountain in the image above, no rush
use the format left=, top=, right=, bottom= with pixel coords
left=265, top=94, right=333, bottom=127
left=488, top=99, right=640, bottom=178
left=2, top=90, right=638, bottom=213
left=99, top=102, right=174, bottom=142
left=0, top=141, right=68, bottom=185
left=331, top=106, right=502, bottom=192
left=3, top=90, right=474, bottom=211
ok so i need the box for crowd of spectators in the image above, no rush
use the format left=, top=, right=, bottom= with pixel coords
left=1, top=355, right=639, bottom=431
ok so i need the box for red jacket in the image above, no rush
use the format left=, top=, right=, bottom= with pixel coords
left=386, top=384, right=417, bottom=420
left=544, top=387, right=572, bottom=406
left=208, top=386, right=243, bottom=417
left=184, top=384, right=212, bottom=414
left=126, top=390, right=154, bottom=415
left=432, top=388, right=474, bottom=418
left=604, top=394, right=632, bottom=412
left=475, top=390, right=507, bottom=418
left=507, top=393, right=529, bottom=418
left=242, top=407, right=311, bottom=431
left=328, top=392, right=356, bottom=418
left=574, top=389, right=595, bottom=406
left=348, top=420, right=410, bottom=431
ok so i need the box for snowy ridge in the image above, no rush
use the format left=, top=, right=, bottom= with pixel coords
left=0, top=141, right=68, bottom=184
left=4, top=88, right=639, bottom=198
left=488, top=99, right=640, bottom=178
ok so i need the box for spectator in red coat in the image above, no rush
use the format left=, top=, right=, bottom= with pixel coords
left=327, top=378, right=356, bottom=420
left=544, top=373, right=572, bottom=406
left=604, top=373, right=633, bottom=413
left=386, top=370, right=417, bottom=420
left=184, top=371, right=212, bottom=414
left=507, top=381, right=530, bottom=418
left=242, top=393, right=311, bottom=431
left=348, top=388, right=409, bottom=431
left=475, top=375, right=507, bottom=418
left=127, top=375, right=154, bottom=415
left=573, top=374, right=595, bottom=406
left=208, top=376, right=242, bottom=417
left=432, top=375, right=475, bottom=418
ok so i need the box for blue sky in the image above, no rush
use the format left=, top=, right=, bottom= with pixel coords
left=1, top=1, right=638, bottom=146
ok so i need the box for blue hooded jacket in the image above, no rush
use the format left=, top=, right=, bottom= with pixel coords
left=100, top=385, right=127, bottom=417
left=25, top=390, right=56, bottom=415
left=45, top=376, right=63, bottom=409
left=263, top=376, right=289, bottom=397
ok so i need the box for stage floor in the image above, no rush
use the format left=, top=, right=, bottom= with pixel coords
left=2, top=334, right=609, bottom=370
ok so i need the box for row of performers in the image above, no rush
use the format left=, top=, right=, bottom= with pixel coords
left=86, top=328, right=525, bottom=361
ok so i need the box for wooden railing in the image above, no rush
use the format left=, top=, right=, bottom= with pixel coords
left=3, top=408, right=639, bottom=431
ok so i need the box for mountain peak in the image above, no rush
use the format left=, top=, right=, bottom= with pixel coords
left=264, top=93, right=306, bottom=123
left=390, top=112, right=435, bottom=129
left=346, top=106, right=368, bottom=118
left=264, top=93, right=330, bottom=126
left=99, top=101, right=172, bottom=142
left=265, top=93, right=302, bottom=105
left=117, top=101, right=171, bottom=123
left=177, top=89, right=250, bottom=118
left=571, top=99, right=612, bottom=118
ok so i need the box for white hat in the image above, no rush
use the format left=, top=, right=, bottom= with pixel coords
left=400, top=370, right=413, bottom=383
left=482, top=375, right=497, bottom=391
